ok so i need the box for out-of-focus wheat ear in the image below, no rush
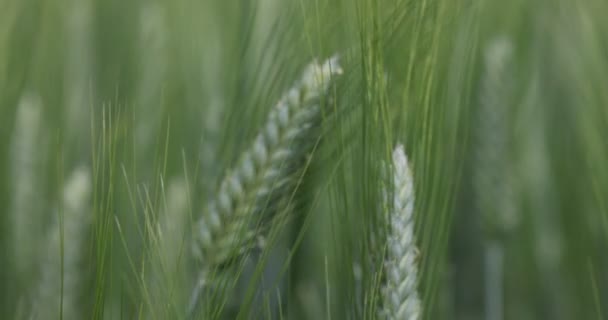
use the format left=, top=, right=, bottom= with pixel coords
left=63, top=0, right=94, bottom=153
left=192, top=55, right=342, bottom=268
left=474, top=37, right=518, bottom=237
left=474, top=37, right=517, bottom=320
left=157, top=178, right=190, bottom=281
left=134, top=2, right=168, bottom=160
left=379, top=144, right=421, bottom=320
left=144, top=177, right=190, bottom=317
left=31, top=166, right=92, bottom=320
left=10, top=92, right=46, bottom=284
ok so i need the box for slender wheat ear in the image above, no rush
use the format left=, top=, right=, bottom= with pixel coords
left=379, top=145, right=421, bottom=320
left=474, top=37, right=516, bottom=320
left=32, top=166, right=92, bottom=320
left=192, top=56, right=342, bottom=267
left=157, top=178, right=190, bottom=282
left=10, top=93, right=46, bottom=282
left=64, top=0, right=93, bottom=150
left=474, top=37, right=518, bottom=236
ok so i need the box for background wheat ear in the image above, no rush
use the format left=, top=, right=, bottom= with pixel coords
left=379, top=144, right=421, bottom=320
left=473, top=37, right=517, bottom=320
left=475, top=37, right=518, bottom=239
left=10, top=92, right=48, bottom=300
left=31, top=166, right=92, bottom=320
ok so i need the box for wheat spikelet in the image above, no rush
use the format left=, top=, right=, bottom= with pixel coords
left=192, top=56, right=342, bottom=268
left=10, top=92, right=46, bottom=283
left=31, top=166, right=92, bottom=320
left=380, top=144, right=421, bottom=320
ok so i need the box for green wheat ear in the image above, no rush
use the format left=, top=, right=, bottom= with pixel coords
left=32, top=166, right=92, bottom=320
left=474, top=37, right=518, bottom=238
left=379, top=144, right=421, bottom=320
left=11, top=92, right=46, bottom=283
left=474, top=36, right=517, bottom=320
left=192, top=55, right=342, bottom=267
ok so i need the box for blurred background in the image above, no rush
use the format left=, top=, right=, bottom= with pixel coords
left=0, top=0, right=607, bottom=319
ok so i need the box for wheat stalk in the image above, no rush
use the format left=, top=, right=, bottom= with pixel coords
left=31, top=166, right=92, bottom=320
left=379, top=144, right=421, bottom=320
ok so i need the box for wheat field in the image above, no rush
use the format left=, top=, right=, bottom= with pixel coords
left=0, top=0, right=607, bottom=319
